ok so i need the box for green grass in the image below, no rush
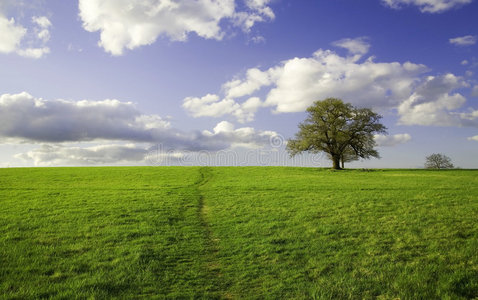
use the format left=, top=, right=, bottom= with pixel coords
left=1, top=167, right=477, bottom=299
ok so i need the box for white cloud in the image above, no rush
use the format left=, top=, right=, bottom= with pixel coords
left=1, top=92, right=279, bottom=155
left=264, top=50, right=429, bottom=113
left=78, top=0, right=274, bottom=55
left=468, top=135, right=478, bottom=141
left=245, top=0, right=274, bottom=18
left=32, top=16, right=51, bottom=43
left=397, top=74, right=469, bottom=126
left=233, top=0, right=274, bottom=32
left=0, top=15, right=26, bottom=53
left=32, top=16, right=51, bottom=28
left=374, top=133, right=411, bottom=146
left=382, top=0, right=472, bottom=13
left=213, top=121, right=235, bottom=134
left=461, top=60, right=469, bottom=65
left=223, top=67, right=276, bottom=98
left=332, top=37, right=370, bottom=56
left=202, top=120, right=279, bottom=149
left=0, top=12, right=51, bottom=58
left=185, top=47, right=428, bottom=122
left=449, top=35, right=477, bottom=46
left=182, top=94, right=262, bottom=123
left=183, top=94, right=240, bottom=118
left=185, top=44, right=478, bottom=129
left=16, top=47, right=50, bottom=58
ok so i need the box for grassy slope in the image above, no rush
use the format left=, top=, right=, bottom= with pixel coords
left=1, top=167, right=477, bottom=299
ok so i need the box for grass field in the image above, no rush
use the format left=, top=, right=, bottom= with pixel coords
left=1, top=167, right=477, bottom=299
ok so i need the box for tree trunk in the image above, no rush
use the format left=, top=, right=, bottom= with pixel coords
left=341, top=157, right=345, bottom=169
left=332, top=155, right=341, bottom=170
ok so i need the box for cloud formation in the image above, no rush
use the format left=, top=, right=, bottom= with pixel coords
left=0, top=8, right=51, bottom=58
left=374, top=133, right=411, bottom=147
left=332, top=37, right=371, bottom=56
left=202, top=121, right=279, bottom=149
left=0, top=92, right=167, bottom=143
left=15, top=144, right=149, bottom=166
left=184, top=42, right=478, bottom=132
left=0, top=14, right=25, bottom=54
left=397, top=74, right=471, bottom=126
left=449, top=35, right=477, bottom=46
left=184, top=46, right=429, bottom=121
left=182, top=94, right=262, bottom=123
left=79, top=0, right=275, bottom=55
left=0, top=92, right=279, bottom=154
left=382, top=0, right=472, bottom=13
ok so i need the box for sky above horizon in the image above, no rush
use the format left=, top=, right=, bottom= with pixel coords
left=1, top=0, right=478, bottom=168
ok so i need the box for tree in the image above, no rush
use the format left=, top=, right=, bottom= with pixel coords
left=425, top=153, right=454, bottom=169
left=286, top=98, right=387, bottom=169
left=325, top=146, right=359, bottom=169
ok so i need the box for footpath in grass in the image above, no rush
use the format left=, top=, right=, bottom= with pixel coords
left=1, top=167, right=477, bottom=299
left=0, top=167, right=223, bottom=299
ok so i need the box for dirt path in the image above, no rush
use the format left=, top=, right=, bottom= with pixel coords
left=195, top=167, right=231, bottom=298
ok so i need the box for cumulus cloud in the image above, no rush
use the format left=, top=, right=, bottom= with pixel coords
left=263, top=50, right=429, bottom=113
left=467, top=135, right=478, bottom=141
left=449, top=35, right=477, bottom=46
left=332, top=37, right=371, bottom=56
left=0, top=92, right=280, bottom=156
left=0, top=15, right=26, bottom=53
left=182, top=67, right=274, bottom=122
left=397, top=74, right=470, bottom=126
left=382, top=0, right=472, bottom=13
left=184, top=47, right=429, bottom=122
left=202, top=121, right=278, bottom=148
left=0, top=11, right=51, bottom=58
left=374, top=133, right=411, bottom=146
left=78, top=0, right=274, bottom=55
left=182, top=94, right=262, bottom=123
left=185, top=42, right=478, bottom=130
left=223, top=67, right=276, bottom=99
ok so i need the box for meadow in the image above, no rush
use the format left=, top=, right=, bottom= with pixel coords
left=0, top=167, right=477, bottom=299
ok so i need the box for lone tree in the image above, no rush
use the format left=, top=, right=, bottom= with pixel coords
left=425, top=153, right=454, bottom=169
left=287, top=98, right=387, bottom=169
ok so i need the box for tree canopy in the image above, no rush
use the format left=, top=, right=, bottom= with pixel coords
left=425, top=153, right=454, bottom=169
left=287, top=98, right=387, bottom=169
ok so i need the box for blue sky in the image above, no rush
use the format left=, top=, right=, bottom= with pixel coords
left=1, top=0, right=478, bottom=168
